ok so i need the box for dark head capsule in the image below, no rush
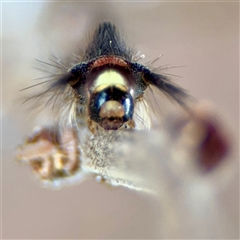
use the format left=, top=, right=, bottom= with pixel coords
left=88, top=84, right=134, bottom=130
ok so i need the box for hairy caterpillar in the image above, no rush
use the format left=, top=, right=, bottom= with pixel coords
left=16, top=22, right=229, bottom=191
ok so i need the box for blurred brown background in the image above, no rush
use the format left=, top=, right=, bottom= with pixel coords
left=2, top=2, right=239, bottom=239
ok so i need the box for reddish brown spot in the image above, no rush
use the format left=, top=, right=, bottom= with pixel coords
left=90, top=56, right=129, bottom=69
left=198, top=120, right=229, bottom=172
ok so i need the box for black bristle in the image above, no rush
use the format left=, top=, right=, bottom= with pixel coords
left=83, top=21, right=132, bottom=61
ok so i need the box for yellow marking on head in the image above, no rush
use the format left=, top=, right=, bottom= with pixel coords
left=93, top=69, right=128, bottom=90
